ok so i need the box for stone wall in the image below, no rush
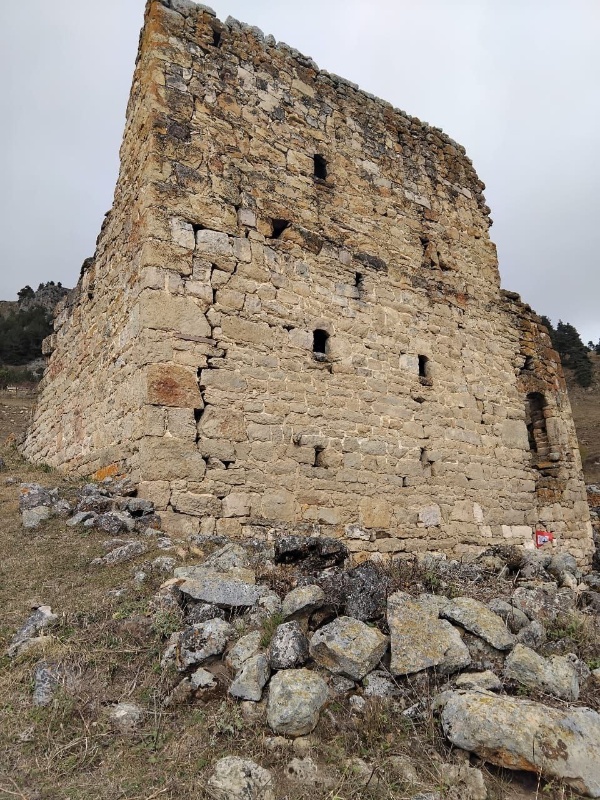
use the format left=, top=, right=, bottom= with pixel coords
left=22, top=0, right=594, bottom=564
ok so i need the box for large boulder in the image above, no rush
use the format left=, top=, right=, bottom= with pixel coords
left=504, top=644, right=579, bottom=701
left=309, top=616, right=388, bottom=680
left=387, top=592, right=471, bottom=676
left=207, top=756, right=274, bottom=800
left=267, top=669, right=329, bottom=736
left=440, top=597, right=515, bottom=651
left=440, top=690, right=600, bottom=797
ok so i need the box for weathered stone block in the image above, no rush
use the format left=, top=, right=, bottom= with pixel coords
left=147, top=364, right=200, bottom=407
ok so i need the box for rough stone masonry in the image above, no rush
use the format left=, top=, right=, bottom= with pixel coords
left=22, top=0, right=594, bottom=564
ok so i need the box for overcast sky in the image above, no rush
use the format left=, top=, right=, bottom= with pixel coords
left=2, top=1, right=599, bottom=343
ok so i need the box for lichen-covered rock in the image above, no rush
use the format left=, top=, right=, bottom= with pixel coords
left=22, top=506, right=51, bottom=528
left=229, top=653, right=270, bottom=701
left=309, top=616, right=388, bottom=680
left=185, top=602, right=225, bottom=624
left=511, top=585, right=559, bottom=621
left=207, top=756, right=274, bottom=800
left=487, top=599, right=530, bottom=633
left=454, top=670, right=502, bottom=692
left=440, top=690, right=600, bottom=797
left=504, top=644, right=579, bottom=701
left=438, top=762, right=488, bottom=800
left=190, top=666, right=217, bottom=690
left=8, top=605, right=58, bottom=657
left=203, top=543, right=251, bottom=571
left=91, top=540, right=146, bottom=567
left=344, top=561, right=387, bottom=621
left=177, top=619, right=233, bottom=670
left=387, top=592, right=470, bottom=676
left=515, top=620, right=546, bottom=649
left=226, top=630, right=262, bottom=673
left=281, top=585, right=325, bottom=619
left=177, top=573, right=264, bottom=608
left=267, top=669, right=329, bottom=736
left=440, top=597, right=515, bottom=651
left=109, top=702, right=144, bottom=732
left=548, top=552, right=580, bottom=584
left=268, top=622, right=309, bottom=670
left=363, top=669, right=403, bottom=698
left=32, top=661, right=66, bottom=707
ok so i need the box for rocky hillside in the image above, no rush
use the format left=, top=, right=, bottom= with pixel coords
left=566, top=352, right=600, bottom=484
left=1, top=398, right=599, bottom=800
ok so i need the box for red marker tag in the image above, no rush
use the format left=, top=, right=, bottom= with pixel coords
left=535, top=530, right=554, bottom=548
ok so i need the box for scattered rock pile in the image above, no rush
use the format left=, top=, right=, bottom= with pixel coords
left=146, top=536, right=600, bottom=796
left=9, top=481, right=600, bottom=798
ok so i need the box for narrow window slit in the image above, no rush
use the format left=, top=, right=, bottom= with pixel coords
left=313, top=329, right=329, bottom=358
left=419, top=355, right=433, bottom=386
left=212, top=29, right=222, bottom=48
left=521, top=355, right=534, bottom=373
left=354, top=272, right=363, bottom=288
left=269, top=219, right=290, bottom=239
left=314, top=154, right=328, bottom=180
left=314, top=446, right=325, bottom=467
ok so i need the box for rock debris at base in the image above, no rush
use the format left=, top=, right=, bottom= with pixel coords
left=8, top=479, right=600, bottom=797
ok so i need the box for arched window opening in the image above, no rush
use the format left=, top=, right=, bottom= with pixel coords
left=525, top=392, right=550, bottom=459
left=313, top=329, right=329, bottom=360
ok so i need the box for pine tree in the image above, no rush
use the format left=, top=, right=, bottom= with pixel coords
left=546, top=319, right=593, bottom=388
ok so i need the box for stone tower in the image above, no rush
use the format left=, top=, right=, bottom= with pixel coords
left=22, top=0, right=594, bottom=564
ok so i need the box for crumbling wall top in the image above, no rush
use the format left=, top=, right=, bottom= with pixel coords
left=154, top=0, right=490, bottom=221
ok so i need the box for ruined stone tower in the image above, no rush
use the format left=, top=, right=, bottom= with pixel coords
left=22, top=0, right=594, bottom=564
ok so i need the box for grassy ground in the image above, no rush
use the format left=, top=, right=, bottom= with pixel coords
left=0, top=391, right=591, bottom=799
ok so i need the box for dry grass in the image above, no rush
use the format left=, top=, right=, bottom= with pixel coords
left=0, top=393, right=588, bottom=799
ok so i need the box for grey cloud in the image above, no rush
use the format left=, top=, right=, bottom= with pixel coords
left=1, top=0, right=598, bottom=342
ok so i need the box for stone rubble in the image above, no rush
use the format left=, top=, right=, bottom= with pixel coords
left=7, top=476, right=600, bottom=797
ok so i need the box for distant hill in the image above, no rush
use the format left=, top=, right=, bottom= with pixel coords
left=0, top=282, right=70, bottom=375
left=565, top=352, right=600, bottom=484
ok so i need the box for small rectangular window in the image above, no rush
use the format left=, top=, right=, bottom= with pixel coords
left=314, top=154, right=327, bottom=180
